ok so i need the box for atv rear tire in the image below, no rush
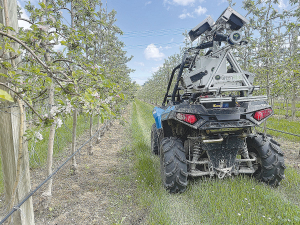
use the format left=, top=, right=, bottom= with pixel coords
left=247, top=134, right=285, bottom=187
left=151, top=123, right=159, bottom=155
left=160, top=137, right=188, bottom=193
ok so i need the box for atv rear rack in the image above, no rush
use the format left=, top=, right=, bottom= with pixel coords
left=197, top=95, right=267, bottom=103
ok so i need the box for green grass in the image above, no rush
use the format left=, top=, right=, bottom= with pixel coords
left=28, top=115, right=97, bottom=168
left=257, top=117, right=300, bottom=142
left=0, top=157, right=3, bottom=193
left=273, top=102, right=300, bottom=109
left=129, top=99, right=300, bottom=225
left=0, top=114, right=99, bottom=194
left=273, top=108, right=300, bottom=118
left=28, top=114, right=98, bottom=168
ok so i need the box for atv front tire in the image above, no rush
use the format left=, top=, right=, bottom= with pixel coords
left=160, top=137, right=188, bottom=193
left=151, top=123, right=159, bottom=155
left=247, top=134, right=285, bottom=187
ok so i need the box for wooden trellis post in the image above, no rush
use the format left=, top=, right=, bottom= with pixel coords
left=0, top=0, right=34, bottom=224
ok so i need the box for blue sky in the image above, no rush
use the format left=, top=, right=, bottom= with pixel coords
left=107, top=0, right=246, bottom=85
left=18, top=0, right=290, bottom=85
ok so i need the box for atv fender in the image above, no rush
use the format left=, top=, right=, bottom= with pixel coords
left=153, top=106, right=175, bottom=129
left=153, top=106, right=175, bottom=138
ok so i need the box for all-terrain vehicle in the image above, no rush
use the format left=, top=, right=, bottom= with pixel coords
left=151, top=7, right=285, bottom=193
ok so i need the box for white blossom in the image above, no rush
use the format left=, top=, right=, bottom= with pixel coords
left=65, top=101, right=72, bottom=114
left=104, top=96, right=113, bottom=104
left=37, top=24, right=50, bottom=32
left=55, top=118, right=63, bottom=128
left=91, top=92, right=100, bottom=98
left=49, top=15, right=56, bottom=23
left=35, top=132, right=43, bottom=141
left=50, top=106, right=59, bottom=116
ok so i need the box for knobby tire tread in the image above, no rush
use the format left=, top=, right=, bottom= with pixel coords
left=160, top=137, right=188, bottom=193
left=247, top=134, right=285, bottom=187
left=151, top=123, right=159, bottom=155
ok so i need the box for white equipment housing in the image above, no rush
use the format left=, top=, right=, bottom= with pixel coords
left=180, top=7, right=266, bottom=103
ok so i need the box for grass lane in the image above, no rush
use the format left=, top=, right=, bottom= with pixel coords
left=130, top=99, right=300, bottom=225
left=274, top=109, right=300, bottom=118
left=257, top=117, right=300, bottom=142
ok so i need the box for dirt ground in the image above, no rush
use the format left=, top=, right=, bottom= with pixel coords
left=279, top=138, right=300, bottom=169
left=32, top=117, right=141, bottom=225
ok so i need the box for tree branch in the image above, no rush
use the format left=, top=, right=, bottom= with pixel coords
left=0, top=30, right=51, bottom=72
left=0, top=31, right=77, bottom=95
left=18, top=17, right=34, bottom=25
left=0, top=82, right=44, bottom=121
left=52, top=59, right=88, bottom=72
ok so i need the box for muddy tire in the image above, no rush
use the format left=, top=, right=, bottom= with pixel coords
left=247, top=134, right=285, bottom=187
left=151, top=123, right=159, bottom=155
left=160, top=137, right=188, bottom=193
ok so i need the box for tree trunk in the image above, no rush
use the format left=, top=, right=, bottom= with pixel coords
left=291, top=84, right=296, bottom=121
left=70, top=109, right=77, bottom=174
left=285, top=98, right=289, bottom=118
left=0, top=0, right=34, bottom=224
left=69, top=1, right=77, bottom=174
left=96, top=115, right=101, bottom=144
left=41, top=0, right=56, bottom=201
left=43, top=81, right=55, bottom=199
left=88, top=114, right=93, bottom=155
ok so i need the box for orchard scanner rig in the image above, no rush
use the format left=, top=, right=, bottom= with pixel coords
left=151, top=7, right=285, bottom=193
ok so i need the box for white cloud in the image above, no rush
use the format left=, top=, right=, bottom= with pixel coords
left=53, top=43, right=64, bottom=52
left=173, top=0, right=195, bottom=6
left=135, top=62, right=145, bottom=66
left=278, top=0, right=287, bottom=9
left=164, top=0, right=196, bottom=6
left=145, top=1, right=152, bottom=6
left=179, top=6, right=207, bottom=19
left=179, top=12, right=194, bottom=19
left=134, top=78, right=148, bottom=85
left=218, top=0, right=228, bottom=5
left=195, top=6, right=207, bottom=15
left=151, top=65, right=163, bottom=73
left=17, top=1, right=31, bottom=30
left=144, top=44, right=165, bottom=61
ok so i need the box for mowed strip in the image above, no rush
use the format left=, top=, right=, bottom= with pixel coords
left=132, top=99, right=300, bottom=225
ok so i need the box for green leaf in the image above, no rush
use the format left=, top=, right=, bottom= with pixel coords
left=0, top=72, right=8, bottom=78
left=0, top=89, right=14, bottom=102
left=100, top=113, right=104, bottom=123
left=101, top=103, right=115, bottom=116
left=39, top=2, right=46, bottom=8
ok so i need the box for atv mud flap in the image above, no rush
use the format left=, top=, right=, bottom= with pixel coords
left=202, top=136, right=244, bottom=178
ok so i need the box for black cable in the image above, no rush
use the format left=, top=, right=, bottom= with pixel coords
left=266, top=127, right=300, bottom=138
left=0, top=122, right=109, bottom=224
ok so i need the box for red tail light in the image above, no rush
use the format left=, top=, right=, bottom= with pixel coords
left=176, top=113, right=197, bottom=124
left=253, top=108, right=273, bottom=121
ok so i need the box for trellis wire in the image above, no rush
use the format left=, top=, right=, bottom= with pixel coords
left=266, top=127, right=300, bottom=138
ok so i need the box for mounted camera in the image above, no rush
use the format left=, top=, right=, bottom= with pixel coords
left=188, top=7, right=249, bottom=44
left=188, top=15, right=214, bottom=42
left=216, top=7, right=249, bottom=30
